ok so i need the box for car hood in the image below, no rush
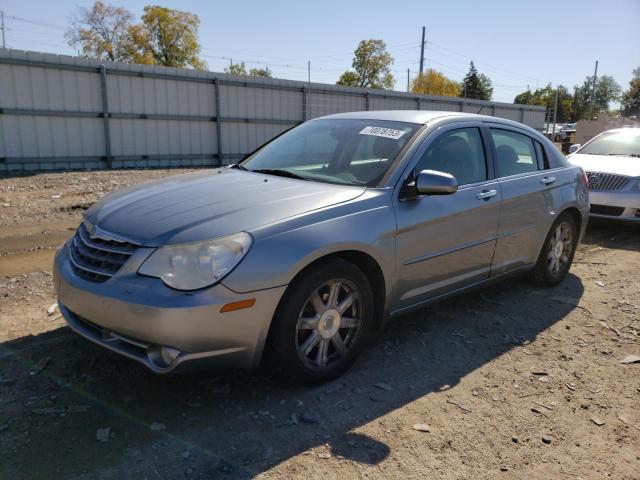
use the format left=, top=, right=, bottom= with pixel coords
left=568, top=153, right=640, bottom=177
left=85, top=169, right=366, bottom=246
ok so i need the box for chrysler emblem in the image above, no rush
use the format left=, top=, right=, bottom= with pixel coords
left=587, top=172, right=600, bottom=189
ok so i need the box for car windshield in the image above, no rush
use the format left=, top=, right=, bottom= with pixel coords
left=579, top=130, right=640, bottom=157
left=240, top=118, right=421, bottom=186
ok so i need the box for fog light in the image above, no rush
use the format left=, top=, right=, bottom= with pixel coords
left=147, top=345, right=181, bottom=368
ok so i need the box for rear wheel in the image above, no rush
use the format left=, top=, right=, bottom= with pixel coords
left=528, top=213, right=578, bottom=286
left=265, top=259, right=374, bottom=384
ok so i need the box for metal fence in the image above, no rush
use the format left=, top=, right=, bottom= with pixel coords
left=0, top=49, right=545, bottom=172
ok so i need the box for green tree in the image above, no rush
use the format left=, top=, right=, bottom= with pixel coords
left=139, top=6, right=206, bottom=69
left=513, top=84, right=573, bottom=123
left=337, top=39, right=394, bottom=89
left=571, top=75, right=622, bottom=120
left=411, top=69, right=460, bottom=97
left=621, top=67, right=640, bottom=116
left=65, top=1, right=136, bottom=62
left=249, top=67, right=272, bottom=78
left=459, top=61, right=492, bottom=100
left=225, top=62, right=247, bottom=75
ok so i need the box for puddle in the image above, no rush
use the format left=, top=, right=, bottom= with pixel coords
left=0, top=249, right=57, bottom=276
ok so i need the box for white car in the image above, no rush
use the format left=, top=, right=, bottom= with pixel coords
left=568, top=128, right=640, bottom=222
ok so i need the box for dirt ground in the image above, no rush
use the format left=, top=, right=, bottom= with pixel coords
left=1, top=170, right=639, bottom=480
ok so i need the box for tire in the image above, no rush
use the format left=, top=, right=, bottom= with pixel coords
left=265, top=258, right=374, bottom=384
left=528, top=212, right=578, bottom=287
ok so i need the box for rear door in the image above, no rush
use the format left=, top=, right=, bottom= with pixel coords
left=393, top=122, right=501, bottom=311
left=487, top=126, right=558, bottom=274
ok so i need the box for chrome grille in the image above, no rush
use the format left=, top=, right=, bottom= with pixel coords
left=68, top=223, right=138, bottom=282
left=585, top=171, right=630, bottom=191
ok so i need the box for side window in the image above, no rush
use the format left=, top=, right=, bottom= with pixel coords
left=490, top=129, right=538, bottom=177
left=415, top=128, right=487, bottom=186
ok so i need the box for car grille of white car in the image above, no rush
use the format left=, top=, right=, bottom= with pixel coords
left=585, top=171, right=630, bottom=191
left=68, top=223, right=138, bottom=282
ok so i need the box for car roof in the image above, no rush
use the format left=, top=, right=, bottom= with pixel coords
left=316, top=110, right=541, bottom=135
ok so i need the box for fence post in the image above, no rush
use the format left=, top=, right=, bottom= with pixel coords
left=214, top=78, right=223, bottom=166
left=302, top=87, right=308, bottom=121
left=491, top=105, right=496, bottom=117
left=416, top=97, right=421, bottom=110
left=365, top=92, right=370, bottom=111
left=99, top=65, right=112, bottom=168
left=520, top=107, right=525, bottom=122
left=459, top=101, right=464, bottom=112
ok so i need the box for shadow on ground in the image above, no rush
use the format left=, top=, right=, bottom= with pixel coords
left=0, top=271, right=584, bottom=479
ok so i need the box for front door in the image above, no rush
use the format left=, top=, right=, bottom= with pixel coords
left=393, top=124, right=501, bottom=311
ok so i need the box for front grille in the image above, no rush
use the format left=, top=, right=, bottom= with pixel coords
left=68, top=223, right=138, bottom=282
left=585, top=171, right=630, bottom=191
left=590, top=204, right=625, bottom=217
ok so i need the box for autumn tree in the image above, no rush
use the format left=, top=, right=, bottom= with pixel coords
left=621, top=67, right=640, bottom=116
left=459, top=61, right=493, bottom=100
left=65, top=1, right=136, bottom=62
left=337, top=39, right=394, bottom=89
left=139, top=6, right=206, bottom=69
left=411, top=69, right=460, bottom=97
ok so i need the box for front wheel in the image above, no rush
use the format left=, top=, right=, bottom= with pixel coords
left=265, top=258, right=374, bottom=384
left=528, top=213, right=578, bottom=286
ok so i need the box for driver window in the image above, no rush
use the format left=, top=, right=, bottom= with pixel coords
left=415, top=128, right=487, bottom=185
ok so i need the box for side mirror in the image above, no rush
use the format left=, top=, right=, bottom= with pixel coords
left=568, top=144, right=581, bottom=154
left=415, top=170, right=458, bottom=195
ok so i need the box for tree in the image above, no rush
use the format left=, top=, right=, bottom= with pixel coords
left=571, top=75, right=622, bottom=121
left=621, top=67, right=640, bottom=116
left=65, top=1, right=136, bottom=62
left=337, top=39, right=394, bottom=89
left=411, top=69, right=460, bottom=97
left=224, top=63, right=272, bottom=78
left=249, top=67, right=272, bottom=78
left=513, top=84, right=573, bottom=123
left=459, top=61, right=492, bottom=100
left=139, top=6, right=206, bottom=69
left=225, top=62, right=247, bottom=75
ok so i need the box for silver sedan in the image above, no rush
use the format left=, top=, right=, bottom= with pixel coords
left=54, top=111, right=589, bottom=383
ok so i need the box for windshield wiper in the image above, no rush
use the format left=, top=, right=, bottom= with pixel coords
left=250, top=168, right=308, bottom=180
left=608, top=153, right=639, bottom=157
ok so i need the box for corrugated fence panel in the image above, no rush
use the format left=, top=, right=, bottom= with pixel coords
left=0, top=49, right=545, bottom=171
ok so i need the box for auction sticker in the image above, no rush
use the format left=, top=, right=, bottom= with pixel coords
left=359, top=126, right=406, bottom=140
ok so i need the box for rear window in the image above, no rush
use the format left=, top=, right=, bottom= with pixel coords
left=491, top=129, right=538, bottom=177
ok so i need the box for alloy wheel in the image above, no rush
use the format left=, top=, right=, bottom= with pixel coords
left=546, top=221, right=573, bottom=275
left=295, top=279, right=363, bottom=370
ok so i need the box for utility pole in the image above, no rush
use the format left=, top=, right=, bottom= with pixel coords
left=1, top=11, right=5, bottom=49
left=591, top=60, right=598, bottom=118
left=419, top=26, right=426, bottom=76
left=308, top=60, right=311, bottom=85
left=552, top=88, right=559, bottom=142
left=407, top=68, right=410, bottom=92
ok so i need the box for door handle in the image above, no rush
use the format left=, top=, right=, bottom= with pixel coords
left=476, top=189, right=497, bottom=200
left=540, top=176, right=556, bottom=185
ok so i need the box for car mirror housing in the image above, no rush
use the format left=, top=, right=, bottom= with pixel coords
left=568, top=144, right=581, bottom=154
left=415, top=170, right=458, bottom=195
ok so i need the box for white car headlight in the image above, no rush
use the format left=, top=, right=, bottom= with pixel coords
left=138, top=232, right=252, bottom=290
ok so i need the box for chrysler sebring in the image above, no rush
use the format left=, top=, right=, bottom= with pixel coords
left=54, top=111, right=589, bottom=383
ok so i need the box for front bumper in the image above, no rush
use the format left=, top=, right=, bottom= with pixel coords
left=54, top=242, right=287, bottom=373
left=588, top=191, right=640, bottom=222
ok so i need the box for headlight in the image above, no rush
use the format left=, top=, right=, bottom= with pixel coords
left=138, top=232, right=252, bottom=290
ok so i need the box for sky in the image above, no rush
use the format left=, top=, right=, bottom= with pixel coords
left=1, top=0, right=639, bottom=103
